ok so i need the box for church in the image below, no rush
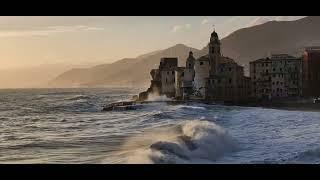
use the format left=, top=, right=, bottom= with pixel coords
left=193, top=30, right=251, bottom=103
left=139, top=30, right=251, bottom=103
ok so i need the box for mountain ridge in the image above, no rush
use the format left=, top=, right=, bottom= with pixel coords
left=49, top=16, right=320, bottom=88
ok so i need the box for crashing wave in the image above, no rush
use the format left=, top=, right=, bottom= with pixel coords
left=65, top=95, right=91, bottom=101
left=178, top=105, right=207, bottom=111
left=146, top=93, right=172, bottom=102
left=288, top=148, right=320, bottom=163
left=122, top=120, right=238, bottom=164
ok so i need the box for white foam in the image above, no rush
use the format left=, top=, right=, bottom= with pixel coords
left=146, top=93, right=172, bottom=102
left=179, top=105, right=206, bottom=110
left=121, top=120, right=238, bottom=164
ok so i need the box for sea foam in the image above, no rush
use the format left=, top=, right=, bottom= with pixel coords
left=122, top=120, right=238, bottom=164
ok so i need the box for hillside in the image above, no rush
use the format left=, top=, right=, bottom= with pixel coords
left=49, top=44, right=200, bottom=88
left=50, top=16, right=320, bottom=87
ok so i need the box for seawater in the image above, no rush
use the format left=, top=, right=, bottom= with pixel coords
left=1, top=88, right=320, bottom=164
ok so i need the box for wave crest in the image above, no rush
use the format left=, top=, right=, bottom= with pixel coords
left=122, top=120, right=238, bottom=164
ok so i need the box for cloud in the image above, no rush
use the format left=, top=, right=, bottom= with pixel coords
left=172, top=24, right=191, bottom=33
left=0, top=25, right=105, bottom=37
left=201, top=19, right=209, bottom=25
left=247, top=16, right=306, bottom=27
left=274, top=16, right=306, bottom=21
left=247, top=17, right=271, bottom=26
left=172, top=25, right=182, bottom=32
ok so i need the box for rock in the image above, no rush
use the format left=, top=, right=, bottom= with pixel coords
left=139, top=91, right=148, bottom=101
left=132, top=95, right=139, bottom=101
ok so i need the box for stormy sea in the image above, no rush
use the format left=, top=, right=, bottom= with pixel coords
left=1, top=88, right=320, bottom=164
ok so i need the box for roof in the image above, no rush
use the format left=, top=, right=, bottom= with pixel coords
left=251, top=54, right=300, bottom=63
left=220, top=56, right=236, bottom=64
left=175, top=67, right=185, bottom=72
left=197, top=55, right=209, bottom=61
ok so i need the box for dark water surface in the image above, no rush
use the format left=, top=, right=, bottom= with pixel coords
left=1, top=88, right=320, bottom=164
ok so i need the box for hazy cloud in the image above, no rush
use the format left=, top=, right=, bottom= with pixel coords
left=172, top=24, right=191, bottom=32
left=201, top=19, right=209, bottom=25
left=0, top=25, right=105, bottom=37
left=172, top=25, right=182, bottom=32
left=247, top=16, right=306, bottom=27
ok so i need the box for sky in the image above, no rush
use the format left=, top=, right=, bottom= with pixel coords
left=0, top=16, right=306, bottom=69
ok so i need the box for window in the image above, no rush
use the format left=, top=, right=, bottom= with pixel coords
left=218, top=79, right=221, bottom=84
left=266, top=63, right=268, bottom=67
left=200, top=62, right=204, bottom=65
left=172, top=71, right=174, bottom=75
left=273, top=68, right=276, bottom=72
left=280, top=68, right=282, bottom=72
left=254, top=76, right=256, bottom=79
left=181, top=72, right=184, bottom=77
left=277, top=81, right=279, bottom=85
left=266, top=70, right=269, bottom=74
left=167, top=71, right=169, bottom=75
left=262, top=64, right=264, bottom=67
left=189, top=63, right=191, bottom=67
left=229, top=78, right=232, bottom=84
left=273, top=74, right=276, bottom=77
left=166, top=78, right=168, bottom=83
left=272, top=82, right=275, bottom=85
left=229, top=68, right=232, bottom=72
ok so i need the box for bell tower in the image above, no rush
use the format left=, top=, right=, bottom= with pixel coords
left=208, top=30, right=221, bottom=75
left=186, top=51, right=195, bottom=69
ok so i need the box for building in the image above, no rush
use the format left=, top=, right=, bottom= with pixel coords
left=159, top=58, right=178, bottom=97
left=250, top=54, right=302, bottom=100
left=194, top=31, right=250, bottom=103
left=206, top=57, right=251, bottom=102
left=140, top=55, right=195, bottom=100
left=303, top=47, right=320, bottom=97
left=175, top=51, right=195, bottom=100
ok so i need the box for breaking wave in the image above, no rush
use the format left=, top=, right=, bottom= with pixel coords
left=288, top=148, right=320, bottom=163
left=121, top=120, right=238, bottom=164
left=65, top=95, right=91, bottom=101
left=178, top=105, right=207, bottom=111
left=147, top=93, right=172, bottom=102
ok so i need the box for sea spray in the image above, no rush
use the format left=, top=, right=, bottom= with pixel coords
left=147, top=93, right=172, bottom=102
left=123, top=120, right=238, bottom=164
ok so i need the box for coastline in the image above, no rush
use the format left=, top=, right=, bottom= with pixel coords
left=103, top=97, right=320, bottom=112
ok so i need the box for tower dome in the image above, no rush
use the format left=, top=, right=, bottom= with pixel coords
left=211, top=30, right=218, bottom=38
left=186, top=51, right=195, bottom=69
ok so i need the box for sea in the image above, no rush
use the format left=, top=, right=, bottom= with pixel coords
left=1, top=88, right=320, bottom=164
